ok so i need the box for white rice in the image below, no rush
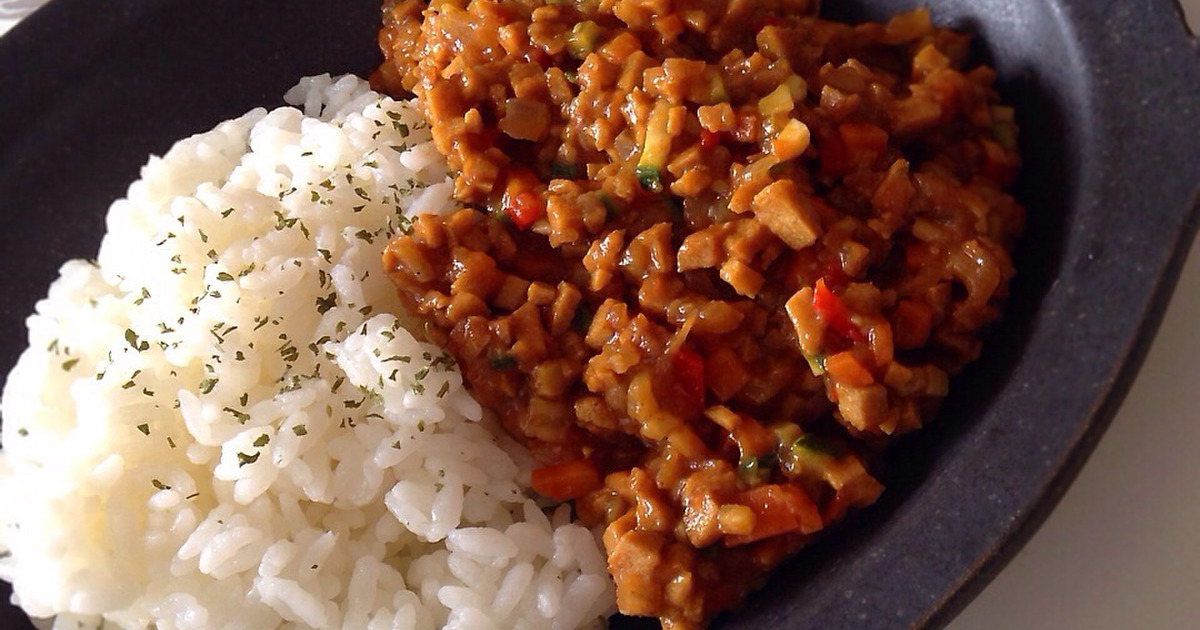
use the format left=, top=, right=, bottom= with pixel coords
left=0, top=74, right=614, bottom=630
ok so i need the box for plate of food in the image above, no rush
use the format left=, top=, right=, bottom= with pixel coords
left=0, top=1, right=1196, bottom=629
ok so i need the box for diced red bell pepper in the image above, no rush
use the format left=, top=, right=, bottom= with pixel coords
left=672, top=346, right=707, bottom=410
left=531, top=458, right=603, bottom=501
left=504, top=191, right=546, bottom=229
left=813, top=278, right=866, bottom=342
left=819, top=132, right=852, bottom=177
left=700, top=129, right=721, bottom=149
left=980, top=137, right=1019, bottom=186
left=502, top=168, right=546, bottom=229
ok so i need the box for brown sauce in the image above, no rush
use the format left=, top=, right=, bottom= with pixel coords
left=373, top=1, right=1024, bottom=627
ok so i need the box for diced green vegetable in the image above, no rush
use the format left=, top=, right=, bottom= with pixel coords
left=784, top=74, right=808, bottom=100
left=490, top=354, right=516, bottom=370
left=550, top=159, right=578, bottom=179
left=792, top=434, right=845, bottom=458
left=636, top=101, right=672, bottom=191
left=738, top=455, right=761, bottom=482
left=702, top=70, right=729, bottom=105
left=571, top=303, right=592, bottom=334
left=635, top=165, right=660, bottom=190
left=566, top=21, right=604, bottom=59
left=758, top=84, right=795, bottom=117
left=802, top=351, right=826, bottom=376
left=738, top=451, right=780, bottom=485
left=990, top=106, right=1018, bottom=150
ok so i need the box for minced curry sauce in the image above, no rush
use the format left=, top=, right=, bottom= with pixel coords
left=373, top=1, right=1024, bottom=627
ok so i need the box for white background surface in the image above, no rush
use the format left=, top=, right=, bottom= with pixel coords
left=950, top=3, right=1200, bottom=629
left=1, top=2, right=1198, bottom=630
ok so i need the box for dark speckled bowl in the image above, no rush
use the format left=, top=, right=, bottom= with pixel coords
left=0, top=1, right=1197, bottom=629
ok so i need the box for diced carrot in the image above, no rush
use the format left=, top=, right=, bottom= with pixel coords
left=704, top=346, right=750, bottom=401
left=731, top=414, right=777, bottom=460
left=892, top=299, right=933, bottom=349
left=838, top=122, right=888, bottom=166
left=531, top=459, right=604, bottom=501
left=726, top=484, right=823, bottom=546
left=824, top=351, right=874, bottom=386
left=812, top=278, right=865, bottom=342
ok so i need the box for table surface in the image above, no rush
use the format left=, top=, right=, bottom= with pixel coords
left=2, top=2, right=1199, bottom=630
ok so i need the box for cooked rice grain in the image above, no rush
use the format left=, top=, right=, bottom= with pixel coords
left=0, top=74, right=614, bottom=630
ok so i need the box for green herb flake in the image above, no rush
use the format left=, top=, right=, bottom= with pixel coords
left=125, top=329, right=149, bottom=352
left=61, top=358, right=80, bottom=371
left=151, top=479, right=171, bottom=491
left=136, top=423, right=150, bottom=436
left=237, top=452, right=260, bottom=467
left=315, top=293, right=338, bottom=315
left=292, top=424, right=308, bottom=436
left=490, top=354, right=516, bottom=370
left=252, top=434, right=270, bottom=448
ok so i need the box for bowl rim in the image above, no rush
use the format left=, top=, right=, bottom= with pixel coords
left=926, top=2, right=1200, bottom=626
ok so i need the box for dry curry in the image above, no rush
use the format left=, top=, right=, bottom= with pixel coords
left=373, top=0, right=1023, bottom=627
